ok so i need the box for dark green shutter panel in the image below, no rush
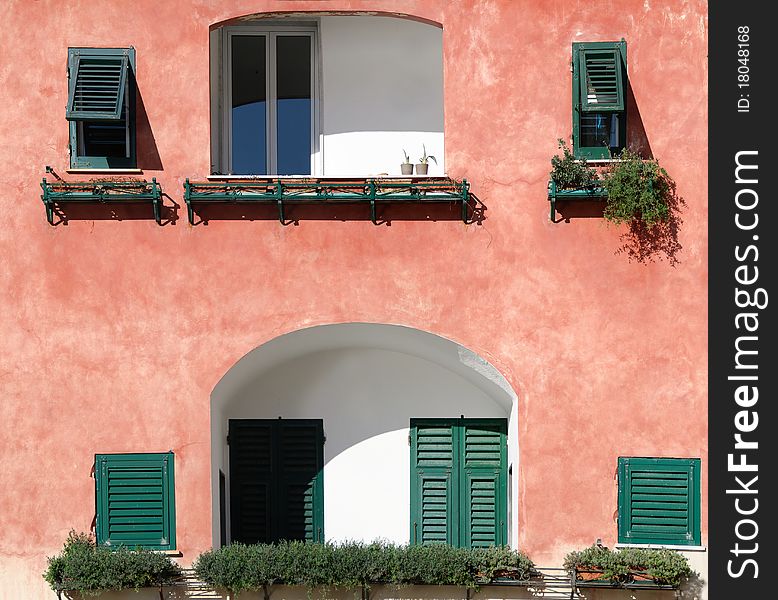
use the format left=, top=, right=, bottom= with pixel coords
left=278, top=421, right=324, bottom=542
left=411, top=422, right=455, bottom=545
left=95, top=453, right=175, bottom=550
left=229, top=419, right=324, bottom=544
left=229, top=421, right=273, bottom=544
left=618, top=458, right=701, bottom=546
left=462, top=423, right=506, bottom=547
left=67, top=50, right=130, bottom=121
left=579, top=48, right=625, bottom=111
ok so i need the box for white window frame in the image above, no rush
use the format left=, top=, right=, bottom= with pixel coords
left=221, top=23, right=319, bottom=176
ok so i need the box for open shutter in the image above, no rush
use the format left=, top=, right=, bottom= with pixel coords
left=277, top=421, right=324, bottom=542
left=95, top=453, right=175, bottom=550
left=462, top=422, right=506, bottom=547
left=411, top=421, right=456, bottom=545
left=579, top=46, right=625, bottom=111
left=618, top=457, right=700, bottom=546
left=67, top=49, right=131, bottom=121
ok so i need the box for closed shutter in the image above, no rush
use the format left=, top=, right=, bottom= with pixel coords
left=277, top=421, right=324, bottom=542
left=618, top=457, right=701, bottom=546
left=411, top=419, right=506, bottom=548
left=94, top=453, right=175, bottom=550
left=412, top=423, right=455, bottom=545
left=462, top=423, right=506, bottom=547
left=579, top=47, right=625, bottom=111
left=229, top=419, right=323, bottom=544
left=229, top=421, right=274, bottom=544
left=67, top=49, right=131, bottom=121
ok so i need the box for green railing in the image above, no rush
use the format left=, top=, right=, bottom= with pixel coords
left=547, top=179, right=607, bottom=221
left=183, top=177, right=471, bottom=225
left=41, top=178, right=162, bottom=225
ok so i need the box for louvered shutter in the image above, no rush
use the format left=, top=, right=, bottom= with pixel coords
left=95, top=453, right=175, bottom=550
left=67, top=49, right=132, bottom=121
left=229, top=421, right=274, bottom=544
left=277, top=421, right=324, bottom=542
left=618, top=457, right=701, bottom=546
left=229, top=419, right=323, bottom=544
left=411, top=422, right=456, bottom=545
left=462, top=423, right=506, bottom=547
left=579, top=47, right=625, bottom=112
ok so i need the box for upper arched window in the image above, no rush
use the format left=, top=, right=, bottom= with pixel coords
left=210, top=15, right=444, bottom=177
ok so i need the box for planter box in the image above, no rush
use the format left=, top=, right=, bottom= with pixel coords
left=547, top=180, right=607, bottom=220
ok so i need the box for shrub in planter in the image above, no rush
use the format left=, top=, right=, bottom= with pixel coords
left=43, top=531, right=181, bottom=596
left=563, top=544, right=692, bottom=587
left=549, top=139, right=601, bottom=191
left=194, top=541, right=535, bottom=594
left=602, top=148, right=674, bottom=228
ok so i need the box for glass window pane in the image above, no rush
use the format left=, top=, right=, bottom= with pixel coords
left=580, top=112, right=622, bottom=151
left=232, top=35, right=267, bottom=174
left=276, top=36, right=311, bottom=175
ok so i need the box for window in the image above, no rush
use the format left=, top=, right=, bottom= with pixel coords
left=572, top=41, right=627, bottom=159
left=228, top=419, right=324, bottom=543
left=410, top=419, right=507, bottom=547
left=221, top=26, right=315, bottom=175
left=618, top=457, right=701, bottom=546
left=94, top=452, right=175, bottom=550
left=67, top=47, right=136, bottom=169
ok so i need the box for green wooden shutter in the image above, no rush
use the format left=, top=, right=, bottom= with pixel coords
left=618, top=457, right=701, bottom=546
left=67, top=49, right=131, bottom=121
left=462, top=422, right=507, bottom=547
left=579, top=47, right=625, bottom=112
left=229, top=419, right=323, bottom=544
left=229, top=421, right=274, bottom=544
left=411, top=419, right=507, bottom=547
left=94, top=453, right=175, bottom=551
left=277, top=421, right=324, bottom=542
left=411, top=421, right=456, bottom=545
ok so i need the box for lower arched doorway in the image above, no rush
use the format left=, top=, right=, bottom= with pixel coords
left=210, top=324, right=519, bottom=547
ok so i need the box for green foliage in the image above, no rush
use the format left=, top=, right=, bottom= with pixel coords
left=43, top=531, right=181, bottom=595
left=402, top=149, right=411, bottom=164
left=549, top=139, right=600, bottom=190
left=602, top=148, right=673, bottom=228
left=418, top=144, right=437, bottom=165
left=563, top=545, right=693, bottom=587
left=194, top=541, right=535, bottom=594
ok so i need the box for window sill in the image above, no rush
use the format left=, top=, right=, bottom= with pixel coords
left=67, top=168, right=143, bottom=174
left=614, top=543, right=706, bottom=552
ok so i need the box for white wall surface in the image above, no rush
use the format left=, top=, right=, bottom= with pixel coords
left=211, top=324, right=517, bottom=546
left=319, top=17, right=445, bottom=176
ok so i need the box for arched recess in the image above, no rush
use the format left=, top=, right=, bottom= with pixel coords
left=209, top=12, right=444, bottom=176
left=210, top=324, right=519, bottom=547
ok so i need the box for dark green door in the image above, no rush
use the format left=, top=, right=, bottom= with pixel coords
left=229, top=419, right=324, bottom=543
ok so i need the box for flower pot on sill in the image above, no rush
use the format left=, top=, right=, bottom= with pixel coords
left=400, top=163, right=414, bottom=175
left=415, top=163, right=429, bottom=175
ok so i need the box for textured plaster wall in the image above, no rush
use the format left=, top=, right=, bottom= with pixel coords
left=0, top=1, right=707, bottom=598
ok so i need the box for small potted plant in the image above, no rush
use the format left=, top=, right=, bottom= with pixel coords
left=415, top=144, right=437, bottom=175
left=400, top=149, right=414, bottom=175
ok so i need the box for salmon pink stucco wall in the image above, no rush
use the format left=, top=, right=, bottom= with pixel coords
left=0, top=1, right=707, bottom=597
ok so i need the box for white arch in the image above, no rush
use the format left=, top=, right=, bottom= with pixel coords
left=210, top=323, right=519, bottom=546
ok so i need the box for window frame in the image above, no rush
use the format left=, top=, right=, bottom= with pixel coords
left=94, top=452, right=176, bottom=551
left=617, top=457, right=701, bottom=547
left=68, top=47, right=136, bottom=169
left=220, top=24, right=319, bottom=176
left=572, top=40, right=627, bottom=159
left=409, top=418, right=508, bottom=548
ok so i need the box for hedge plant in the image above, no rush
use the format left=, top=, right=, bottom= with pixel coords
left=549, top=139, right=600, bottom=190
left=563, top=544, right=693, bottom=587
left=43, top=531, right=182, bottom=596
left=194, top=541, right=535, bottom=594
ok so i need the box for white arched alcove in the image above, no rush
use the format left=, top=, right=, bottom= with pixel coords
left=210, top=324, right=519, bottom=546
